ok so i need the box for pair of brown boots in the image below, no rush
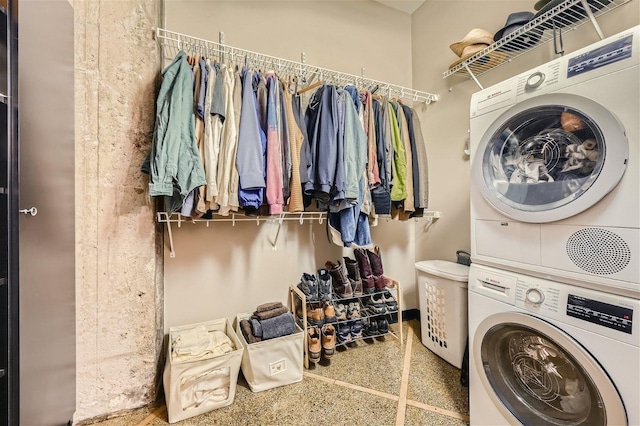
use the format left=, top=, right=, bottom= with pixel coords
left=353, top=246, right=393, bottom=294
left=324, top=247, right=391, bottom=299
left=302, top=301, right=336, bottom=326
left=308, top=324, right=336, bottom=363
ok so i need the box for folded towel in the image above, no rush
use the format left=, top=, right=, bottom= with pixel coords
left=172, top=327, right=235, bottom=363
left=253, top=306, right=289, bottom=321
left=256, top=301, right=283, bottom=313
left=240, top=319, right=262, bottom=344
left=251, top=318, right=263, bottom=338
left=260, top=312, right=296, bottom=340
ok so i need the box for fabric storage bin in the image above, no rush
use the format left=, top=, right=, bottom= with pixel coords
left=163, top=318, right=244, bottom=424
left=235, top=313, right=304, bottom=392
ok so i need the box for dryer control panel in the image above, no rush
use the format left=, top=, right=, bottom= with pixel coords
left=470, top=26, right=639, bottom=119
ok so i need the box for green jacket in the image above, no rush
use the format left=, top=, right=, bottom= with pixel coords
left=142, top=51, right=206, bottom=214
left=388, top=101, right=407, bottom=201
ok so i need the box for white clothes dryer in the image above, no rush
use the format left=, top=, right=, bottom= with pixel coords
left=469, top=26, right=640, bottom=298
left=468, top=263, right=639, bottom=426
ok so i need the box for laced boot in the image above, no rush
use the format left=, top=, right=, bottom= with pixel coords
left=354, top=248, right=375, bottom=294
left=343, top=257, right=363, bottom=297
left=325, top=260, right=353, bottom=299
left=367, top=246, right=394, bottom=290
left=308, top=327, right=322, bottom=363
left=317, top=268, right=333, bottom=301
left=322, top=324, right=336, bottom=359
left=297, top=272, right=319, bottom=301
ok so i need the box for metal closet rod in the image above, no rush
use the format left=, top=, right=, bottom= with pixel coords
left=155, top=27, right=439, bottom=104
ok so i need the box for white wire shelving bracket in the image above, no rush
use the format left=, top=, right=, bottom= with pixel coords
left=157, top=210, right=442, bottom=257
left=156, top=27, right=439, bottom=104
left=443, top=0, right=634, bottom=88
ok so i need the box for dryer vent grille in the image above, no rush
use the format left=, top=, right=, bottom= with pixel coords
left=566, top=228, right=631, bottom=275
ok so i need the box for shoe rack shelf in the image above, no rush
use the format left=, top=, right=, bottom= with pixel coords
left=289, top=281, right=403, bottom=369
left=443, top=0, right=634, bottom=88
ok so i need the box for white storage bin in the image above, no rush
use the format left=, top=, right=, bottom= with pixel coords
left=415, top=260, right=470, bottom=369
left=236, top=313, right=304, bottom=392
left=163, top=318, right=244, bottom=424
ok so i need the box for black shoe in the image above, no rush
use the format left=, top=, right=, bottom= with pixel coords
left=377, top=318, right=389, bottom=334
left=364, top=319, right=378, bottom=337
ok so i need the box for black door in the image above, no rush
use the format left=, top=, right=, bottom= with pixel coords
left=1, top=0, right=19, bottom=424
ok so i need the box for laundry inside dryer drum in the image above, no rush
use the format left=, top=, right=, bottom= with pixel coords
left=482, top=105, right=605, bottom=211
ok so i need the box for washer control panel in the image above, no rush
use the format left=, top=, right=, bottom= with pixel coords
left=512, top=275, right=638, bottom=345
left=566, top=294, right=633, bottom=335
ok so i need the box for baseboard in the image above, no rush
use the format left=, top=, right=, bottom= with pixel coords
left=402, top=308, right=420, bottom=322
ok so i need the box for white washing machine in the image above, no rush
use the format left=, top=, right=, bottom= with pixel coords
left=469, top=26, right=640, bottom=298
left=468, top=263, right=639, bottom=425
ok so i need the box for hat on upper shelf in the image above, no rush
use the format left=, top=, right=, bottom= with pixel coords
left=494, top=11, right=542, bottom=50
left=448, top=28, right=507, bottom=72
left=533, top=0, right=614, bottom=28
left=449, top=28, right=494, bottom=57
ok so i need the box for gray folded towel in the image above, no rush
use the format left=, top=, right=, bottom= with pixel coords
left=240, top=319, right=261, bottom=344
left=251, top=318, right=263, bottom=338
left=256, top=301, right=283, bottom=313
left=259, top=312, right=296, bottom=340
left=253, top=306, right=289, bottom=321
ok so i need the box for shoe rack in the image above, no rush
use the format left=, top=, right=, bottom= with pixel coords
left=289, top=281, right=403, bottom=369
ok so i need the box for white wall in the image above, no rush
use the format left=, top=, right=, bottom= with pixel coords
left=162, top=0, right=420, bottom=326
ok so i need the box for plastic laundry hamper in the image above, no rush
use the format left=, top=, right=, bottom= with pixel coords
left=415, top=260, right=470, bottom=369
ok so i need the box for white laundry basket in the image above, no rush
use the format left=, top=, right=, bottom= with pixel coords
left=415, top=260, right=470, bottom=369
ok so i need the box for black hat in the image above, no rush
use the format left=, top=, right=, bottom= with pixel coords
left=533, top=0, right=613, bottom=28
left=494, top=11, right=541, bottom=50
left=494, top=11, right=535, bottom=41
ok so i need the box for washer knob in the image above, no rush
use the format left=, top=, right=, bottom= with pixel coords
left=526, top=71, right=545, bottom=90
left=525, top=288, right=545, bottom=304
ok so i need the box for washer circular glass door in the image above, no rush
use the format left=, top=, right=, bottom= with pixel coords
left=473, top=93, right=628, bottom=223
left=473, top=312, right=627, bottom=426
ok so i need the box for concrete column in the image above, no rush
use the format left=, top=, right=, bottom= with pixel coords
left=74, top=0, right=163, bottom=420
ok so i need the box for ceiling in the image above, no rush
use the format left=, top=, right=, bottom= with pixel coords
left=373, top=0, right=426, bottom=15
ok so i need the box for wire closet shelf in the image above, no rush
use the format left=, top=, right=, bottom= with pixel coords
left=156, top=27, right=439, bottom=104
left=443, top=0, right=633, bottom=80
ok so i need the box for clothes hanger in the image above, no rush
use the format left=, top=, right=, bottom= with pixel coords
left=297, top=80, right=323, bottom=94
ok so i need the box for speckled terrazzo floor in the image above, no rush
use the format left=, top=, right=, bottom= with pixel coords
left=86, top=320, right=469, bottom=426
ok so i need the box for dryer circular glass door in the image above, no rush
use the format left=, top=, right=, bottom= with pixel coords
left=473, top=312, right=627, bottom=426
left=473, top=93, right=628, bottom=223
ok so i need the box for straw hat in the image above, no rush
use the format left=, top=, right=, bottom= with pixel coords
left=449, top=28, right=494, bottom=57
left=448, top=44, right=507, bottom=71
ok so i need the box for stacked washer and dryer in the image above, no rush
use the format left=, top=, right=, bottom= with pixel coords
left=468, top=26, right=640, bottom=425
